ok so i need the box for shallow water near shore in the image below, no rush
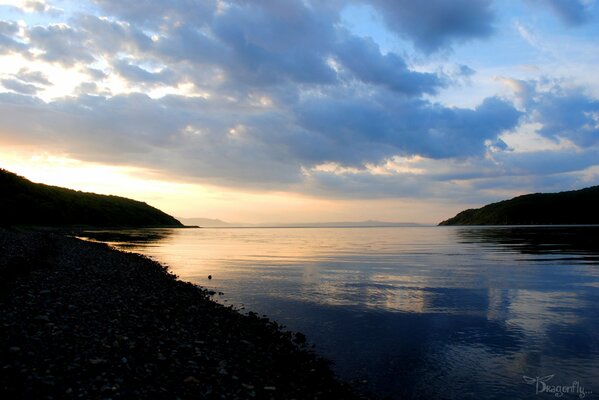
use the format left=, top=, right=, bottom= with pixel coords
left=79, top=226, right=599, bottom=399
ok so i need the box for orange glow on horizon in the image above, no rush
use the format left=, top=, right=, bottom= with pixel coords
left=1, top=150, right=450, bottom=224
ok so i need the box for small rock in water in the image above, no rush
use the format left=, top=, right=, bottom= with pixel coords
left=208, top=275, right=212, bottom=280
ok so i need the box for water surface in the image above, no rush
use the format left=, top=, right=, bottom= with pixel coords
left=80, top=226, right=599, bottom=399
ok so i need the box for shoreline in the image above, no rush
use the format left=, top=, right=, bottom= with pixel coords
left=0, top=228, right=366, bottom=399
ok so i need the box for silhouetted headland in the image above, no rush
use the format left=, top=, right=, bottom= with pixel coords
left=0, top=169, right=183, bottom=228
left=0, top=228, right=364, bottom=399
left=439, top=185, right=599, bottom=225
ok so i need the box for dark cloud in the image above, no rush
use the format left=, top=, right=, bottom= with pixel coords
left=457, top=65, right=475, bottom=77
left=91, top=0, right=217, bottom=29
left=75, top=15, right=153, bottom=55
left=16, top=69, right=51, bottom=86
left=27, top=24, right=95, bottom=65
left=143, top=0, right=449, bottom=92
left=1, top=0, right=598, bottom=201
left=112, top=59, right=177, bottom=85
left=527, top=0, right=591, bottom=26
left=295, top=93, right=521, bottom=162
left=366, top=0, right=496, bottom=53
left=19, top=16, right=154, bottom=69
left=0, top=20, right=26, bottom=53
left=210, top=1, right=337, bottom=85
left=304, top=168, right=444, bottom=199
left=536, top=91, right=599, bottom=147
left=0, top=20, right=19, bottom=36
left=0, top=92, right=303, bottom=187
left=7, top=1, right=453, bottom=94
left=303, top=143, right=599, bottom=200
left=0, top=87, right=520, bottom=188
left=154, top=25, right=226, bottom=65
left=85, top=67, right=108, bottom=80
left=1, top=78, right=40, bottom=95
left=334, top=35, right=444, bottom=95
left=496, top=149, right=599, bottom=176
left=520, top=85, right=599, bottom=147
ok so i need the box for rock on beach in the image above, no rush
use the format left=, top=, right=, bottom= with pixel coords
left=0, top=228, right=364, bottom=399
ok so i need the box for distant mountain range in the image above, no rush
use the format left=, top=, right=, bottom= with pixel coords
left=0, top=169, right=183, bottom=228
left=178, top=217, right=423, bottom=228
left=439, top=186, right=599, bottom=225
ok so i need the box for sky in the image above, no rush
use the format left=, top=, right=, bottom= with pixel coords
left=1, top=0, right=598, bottom=224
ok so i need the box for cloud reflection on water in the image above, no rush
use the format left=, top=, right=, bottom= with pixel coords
left=80, top=226, right=599, bottom=399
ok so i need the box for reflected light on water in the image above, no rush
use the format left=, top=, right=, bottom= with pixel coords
left=80, top=226, right=599, bottom=400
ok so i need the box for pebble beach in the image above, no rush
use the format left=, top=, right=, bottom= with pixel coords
left=0, top=228, right=364, bottom=399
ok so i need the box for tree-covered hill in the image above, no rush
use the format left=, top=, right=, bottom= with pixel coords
left=439, top=186, right=599, bottom=225
left=0, top=169, right=183, bottom=227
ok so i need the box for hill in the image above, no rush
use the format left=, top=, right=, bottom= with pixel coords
left=178, top=217, right=232, bottom=227
left=439, top=186, right=599, bottom=226
left=0, top=169, right=183, bottom=228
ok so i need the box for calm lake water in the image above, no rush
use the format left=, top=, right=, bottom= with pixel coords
left=80, top=226, right=599, bottom=399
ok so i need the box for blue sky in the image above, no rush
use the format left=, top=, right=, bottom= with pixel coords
left=0, top=0, right=598, bottom=223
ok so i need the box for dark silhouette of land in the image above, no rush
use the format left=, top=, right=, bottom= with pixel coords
left=0, top=169, right=183, bottom=228
left=439, top=185, right=599, bottom=225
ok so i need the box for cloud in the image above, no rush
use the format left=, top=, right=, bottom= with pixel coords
left=0, top=92, right=305, bottom=186
left=495, top=148, right=599, bottom=176
left=528, top=0, right=592, bottom=26
left=1, top=0, right=598, bottom=205
left=301, top=143, right=599, bottom=201
left=0, top=20, right=26, bottom=53
left=0, top=0, right=60, bottom=15
left=457, top=65, right=476, bottom=77
left=209, top=1, right=338, bottom=86
left=16, top=68, right=50, bottom=85
left=295, top=93, right=521, bottom=162
left=3, top=0, right=453, bottom=95
left=534, top=89, right=599, bottom=147
left=1, top=78, right=39, bottom=95
left=27, top=24, right=95, bottom=65
left=20, top=15, right=155, bottom=68
left=334, top=34, right=444, bottom=95
left=112, top=59, right=177, bottom=85
left=365, top=0, right=496, bottom=53
left=507, top=81, right=599, bottom=147
left=91, top=0, right=217, bottom=28
left=74, top=14, right=153, bottom=55
left=86, top=1, right=451, bottom=92
left=0, top=80, right=521, bottom=190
